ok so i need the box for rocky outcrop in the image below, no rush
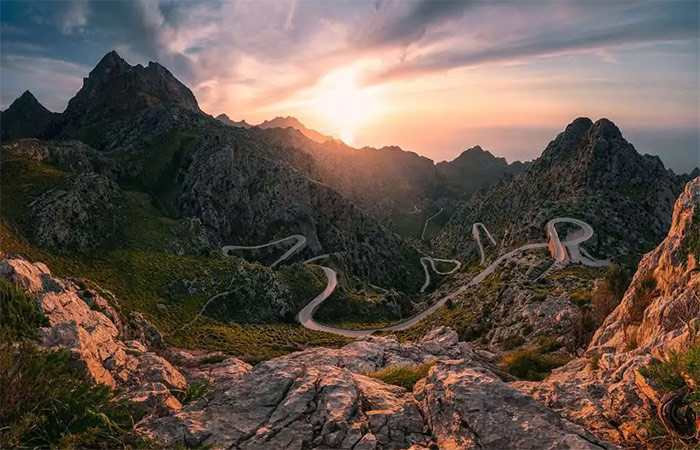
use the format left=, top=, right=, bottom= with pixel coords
left=138, top=326, right=613, bottom=450
left=417, top=360, right=611, bottom=450
left=30, top=172, right=124, bottom=252
left=0, top=256, right=188, bottom=412
left=140, top=361, right=432, bottom=450
left=515, top=177, right=700, bottom=446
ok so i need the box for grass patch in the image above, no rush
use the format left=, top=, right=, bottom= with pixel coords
left=501, top=348, right=569, bottom=381
left=367, top=362, right=436, bottom=391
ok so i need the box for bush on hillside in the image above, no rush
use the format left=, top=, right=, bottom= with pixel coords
left=0, top=340, right=153, bottom=449
left=367, top=362, right=436, bottom=392
left=627, top=274, right=657, bottom=325
left=501, top=348, right=569, bottom=381
left=592, top=264, right=630, bottom=325
left=0, top=278, right=48, bottom=340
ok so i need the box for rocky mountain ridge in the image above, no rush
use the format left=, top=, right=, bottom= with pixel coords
left=516, top=176, right=699, bottom=447
left=438, top=117, right=693, bottom=264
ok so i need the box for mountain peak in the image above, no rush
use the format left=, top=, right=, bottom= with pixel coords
left=1, top=90, right=56, bottom=140
left=92, top=50, right=130, bottom=76
left=591, top=118, right=622, bottom=139
left=62, top=51, right=200, bottom=130
left=16, top=89, right=39, bottom=103
left=6, top=90, right=51, bottom=113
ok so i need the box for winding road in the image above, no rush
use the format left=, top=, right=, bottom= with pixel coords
left=179, top=217, right=608, bottom=339
left=420, top=257, right=462, bottom=293
left=421, top=208, right=443, bottom=240
left=222, top=235, right=306, bottom=267
left=472, top=222, right=497, bottom=265
left=298, top=217, right=609, bottom=337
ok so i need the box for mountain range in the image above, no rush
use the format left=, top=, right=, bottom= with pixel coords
left=1, top=50, right=698, bottom=450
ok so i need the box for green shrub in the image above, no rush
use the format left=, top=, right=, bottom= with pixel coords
left=536, top=336, right=563, bottom=353
left=588, top=352, right=602, bottom=371
left=501, top=348, right=569, bottom=381
left=640, top=340, right=700, bottom=447
left=176, top=381, right=214, bottom=405
left=592, top=264, right=630, bottom=325
left=0, top=341, right=152, bottom=449
left=0, top=279, right=48, bottom=341
left=502, top=335, right=525, bottom=350
left=367, top=362, right=436, bottom=391
left=628, top=274, right=657, bottom=324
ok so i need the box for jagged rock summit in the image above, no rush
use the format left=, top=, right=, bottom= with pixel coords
left=62, top=50, right=200, bottom=125
left=0, top=90, right=58, bottom=140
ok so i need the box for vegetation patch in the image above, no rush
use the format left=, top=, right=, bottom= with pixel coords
left=592, top=264, right=630, bottom=325
left=627, top=274, right=657, bottom=325
left=0, top=279, right=48, bottom=341
left=367, top=362, right=436, bottom=391
left=501, top=347, right=570, bottom=381
left=639, top=339, right=700, bottom=448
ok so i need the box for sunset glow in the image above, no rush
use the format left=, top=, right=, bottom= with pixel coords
left=1, top=0, right=698, bottom=171
left=310, top=69, right=380, bottom=145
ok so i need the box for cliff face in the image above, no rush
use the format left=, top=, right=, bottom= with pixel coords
left=591, top=177, right=700, bottom=352
left=516, top=177, right=700, bottom=446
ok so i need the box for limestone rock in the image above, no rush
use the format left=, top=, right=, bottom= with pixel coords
left=416, top=359, right=614, bottom=450
left=139, top=360, right=432, bottom=450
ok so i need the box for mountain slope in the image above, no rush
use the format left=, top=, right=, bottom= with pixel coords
left=2, top=51, right=425, bottom=293
left=436, top=145, right=528, bottom=198
left=0, top=90, right=59, bottom=141
left=437, top=117, right=691, bottom=263
left=517, top=176, right=700, bottom=447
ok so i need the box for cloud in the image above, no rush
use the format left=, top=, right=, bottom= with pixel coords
left=365, top=1, right=700, bottom=83
left=0, top=55, right=88, bottom=111
left=356, top=0, right=476, bottom=48
left=58, top=0, right=89, bottom=33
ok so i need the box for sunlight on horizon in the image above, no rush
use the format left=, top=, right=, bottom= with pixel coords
left=310, top=68, right=382, bottom=145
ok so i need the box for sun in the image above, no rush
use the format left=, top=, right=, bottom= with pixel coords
left=311, top=69, right=379, bottom=145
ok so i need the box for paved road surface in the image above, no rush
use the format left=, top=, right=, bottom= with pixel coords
left=421, top=208, right=443, bottom=240
left=472, top=222, right=497, bottom=265
left=419, top=257, right=462, bottom=292
left=222, top=234, right=306, bottom=267
left=299, top=217, right=607, bottom=337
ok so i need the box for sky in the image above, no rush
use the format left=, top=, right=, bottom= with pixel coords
left=1, top=0, right=699, bottom=173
